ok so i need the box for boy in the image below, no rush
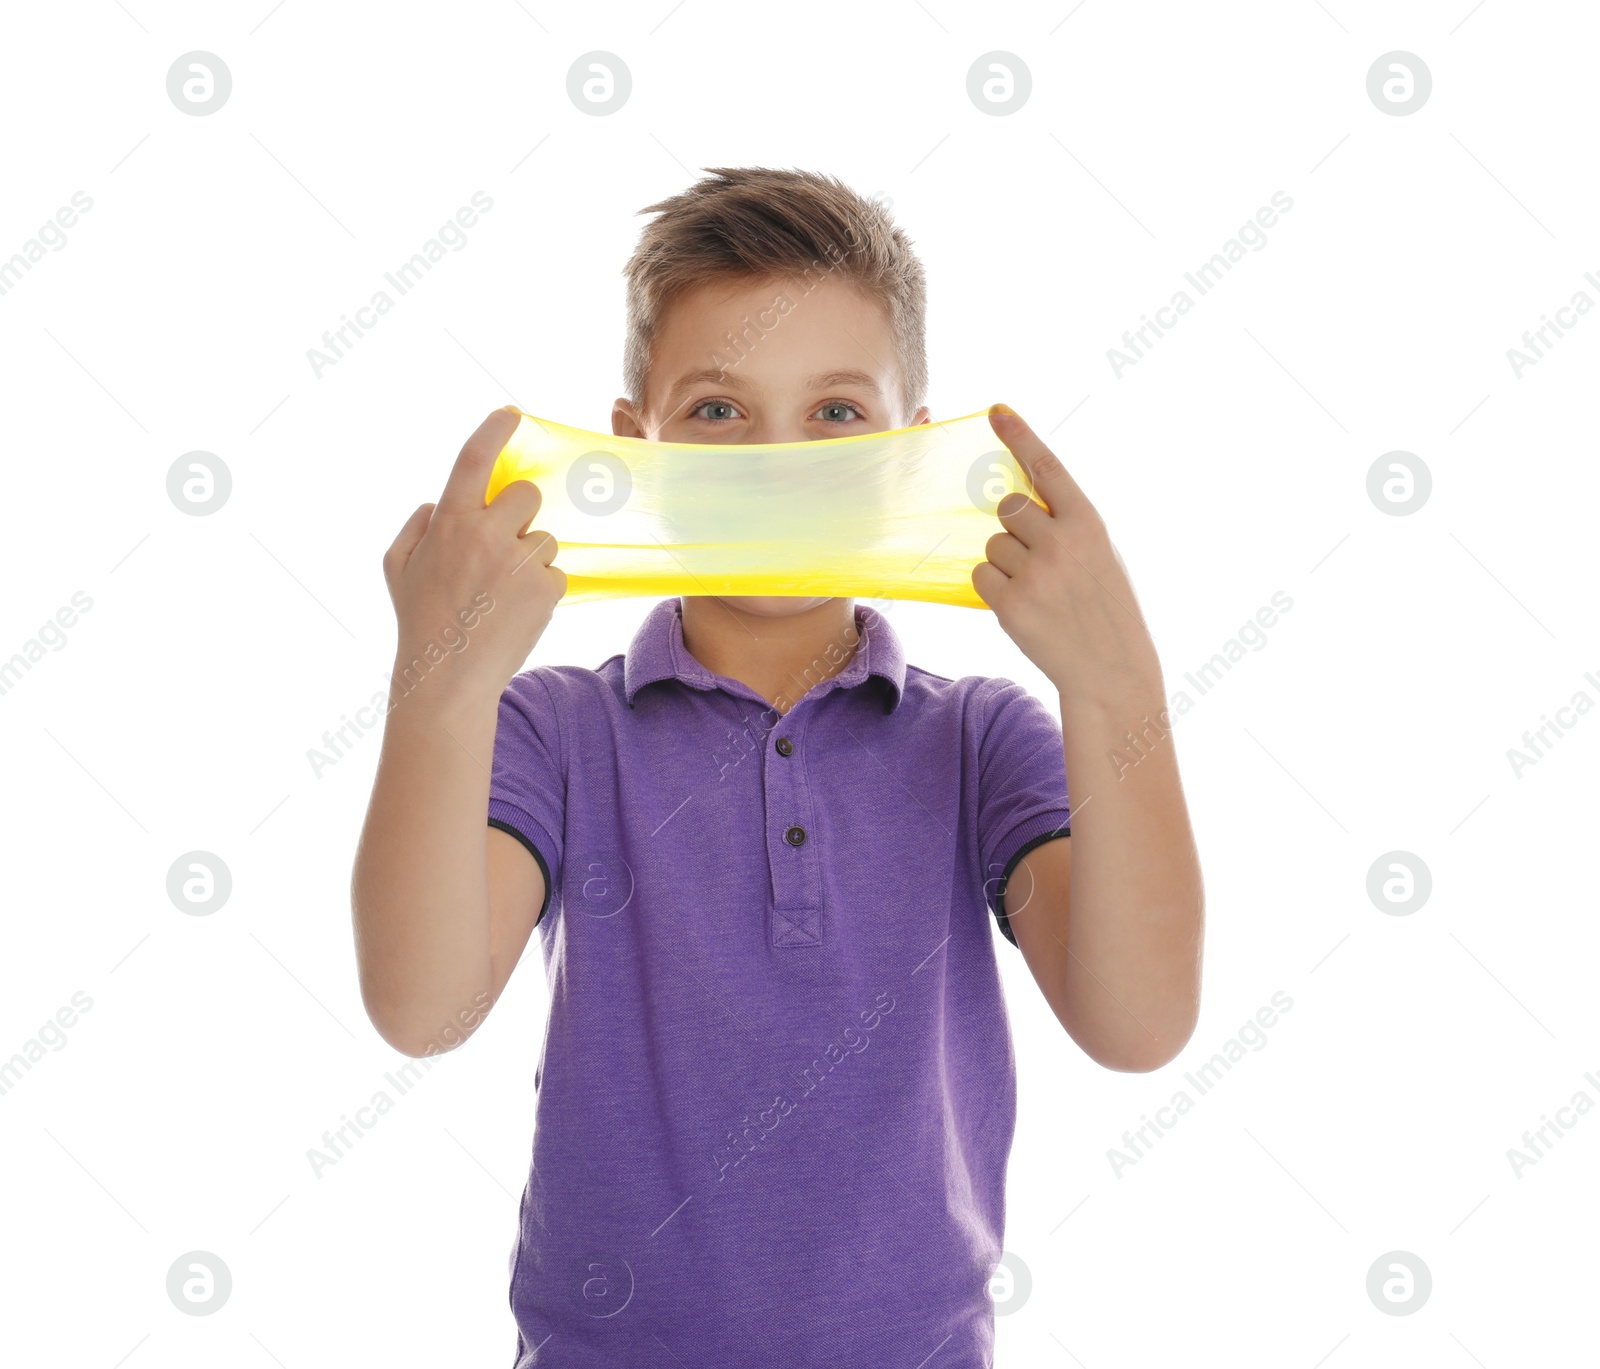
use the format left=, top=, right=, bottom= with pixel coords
left=354, top=167, right=1203, bottom=1365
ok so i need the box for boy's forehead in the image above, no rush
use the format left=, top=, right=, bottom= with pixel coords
left=651, top=274, right=899, bottom=397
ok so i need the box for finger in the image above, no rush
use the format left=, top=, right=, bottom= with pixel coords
left=383, top=502, right=435, bottom=576
left=983, top=529, right=1027, bottom=578
left=987, top=403, right=1089, bottom=542
left=510, top=528, right=560, bottom=576
left=487, top=477, right=544, bottom=537
left=438, top=407, right=524, bottom=515
left=971, top=559, right=1010, bottom=610
left=993, top=488, right=1054, bottom=552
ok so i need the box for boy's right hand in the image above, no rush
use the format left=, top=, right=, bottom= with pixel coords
left=383, top=407, right=566, bottom=698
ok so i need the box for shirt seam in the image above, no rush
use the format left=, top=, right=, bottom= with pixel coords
left=978, top=675, right=1065, bottom=948
left=528, top=667, right=570, bottom=784
left=487, top=808, right=557, bottom=925
left=995, top=818, right=1073, bottom=947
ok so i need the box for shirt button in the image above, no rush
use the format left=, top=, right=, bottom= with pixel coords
left=784, top=825, right=807, bottom=846
left=775, top=736, right=794, bottom=756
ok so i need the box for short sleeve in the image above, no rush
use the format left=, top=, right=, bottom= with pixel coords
left=977, top=679, right=1072, bottom=948
left=488, top=668, right=566, bottom=925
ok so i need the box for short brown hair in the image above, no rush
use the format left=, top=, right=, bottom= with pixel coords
left=622, top=167, right=928, bottom=419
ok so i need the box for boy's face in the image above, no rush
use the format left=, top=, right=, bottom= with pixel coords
left=613, top=273, right=930, bottom=619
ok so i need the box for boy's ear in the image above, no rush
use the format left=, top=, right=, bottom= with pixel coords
left=612, top=398, right=647, bottom=439
left=910, top=405, right=931, bottom=427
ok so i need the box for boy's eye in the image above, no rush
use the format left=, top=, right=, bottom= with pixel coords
left=690, top=399, right=742, bottom=422
left=813, top=402, right=865, bottom=423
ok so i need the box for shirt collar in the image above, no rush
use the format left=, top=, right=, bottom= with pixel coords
left=624, top=597, right=906, bottom=714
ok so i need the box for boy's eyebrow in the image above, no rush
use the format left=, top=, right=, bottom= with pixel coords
left=665, top=367, right=884, bottom=395
left=805, top=369, right=883, bottom=392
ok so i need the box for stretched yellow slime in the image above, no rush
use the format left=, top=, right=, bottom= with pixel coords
left=484, top=407, right=1037, bottom=610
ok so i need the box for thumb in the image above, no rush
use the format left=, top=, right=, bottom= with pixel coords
left=383, top=502, right=436, bottom=585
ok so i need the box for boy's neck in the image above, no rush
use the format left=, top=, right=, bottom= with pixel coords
left=678, top=596, right=863, bottom=714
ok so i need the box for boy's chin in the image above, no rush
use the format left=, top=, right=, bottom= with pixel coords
left=712, top=594, right=841, bottom=617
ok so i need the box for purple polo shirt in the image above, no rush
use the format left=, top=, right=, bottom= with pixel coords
left=487, top=596, right=1071, bottom=1366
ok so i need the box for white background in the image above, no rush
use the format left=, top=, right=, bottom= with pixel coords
left=2, top=1, right=1595, bottom=1364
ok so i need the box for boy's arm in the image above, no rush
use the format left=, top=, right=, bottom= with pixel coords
left=1006, top=689, right=1201, bottom=1072
left=975, top=404, right=1204, bottom=1074
left=488, top=826, right=545, bottom=999
left=352, top=680, right=545, bottom=1056
left=351, top=409, right=565, bottom=1058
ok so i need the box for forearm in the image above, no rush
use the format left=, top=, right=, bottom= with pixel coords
left=351, top=654, right=500, bottom=1055
left=1054, top=679, right=1204, bottom=1069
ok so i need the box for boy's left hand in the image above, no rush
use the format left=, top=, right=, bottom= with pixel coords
left=972, top=403, right=1163, bottom=706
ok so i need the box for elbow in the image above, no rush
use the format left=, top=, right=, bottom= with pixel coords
left=358, top=980, right=452, bottom=1060
left=364, top=1002, right=433, bottom=1059
left=370, top=1013, right=470, bottom=1060
left=1086, top=1020, right=1197, bottom=1074
left=1093, top=1046, right=1179, bottom=1074
left=374, top=1018, right=448, bottom=1060
left=1103, top=1045, right=1182, bottom=1074
left=359, top=976, right=492, bottom=1059
left=1090, top=1047, right=1165, bottom=1074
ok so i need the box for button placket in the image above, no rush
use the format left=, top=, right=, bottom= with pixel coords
left=764, top=706, right=822, bottom=947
